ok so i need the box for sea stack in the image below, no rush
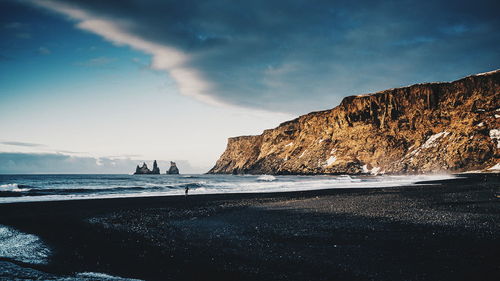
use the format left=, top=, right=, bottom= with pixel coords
left=151, top=160, right=160, bottom=174
left=134, top=162, right=151, bottom=174
left=134, top=160, right=161, bottom=175
left=167, top=161, right=180, bottom=174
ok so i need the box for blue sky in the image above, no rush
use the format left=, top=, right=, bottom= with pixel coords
left=0, top=0, right=499, bottom=173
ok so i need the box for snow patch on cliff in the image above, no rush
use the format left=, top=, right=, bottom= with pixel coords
left=299, top=150, right=307, bottom=159
left=488, top=163, right=500, bottom=171
left=422, top=131, right=450, bottom=149
left=362, top=165, right=382, bottom=175
left=285, top=142, right=294, bottom=148
left=489, top=129, right=500, bottom=148
left=475, top=69, right=500, bottom=76
left=402, top=131, right=450, bottom=162
left=325, top=156, right=337, bottom=166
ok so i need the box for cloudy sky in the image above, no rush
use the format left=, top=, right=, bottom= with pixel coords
left=1, top=0, right=499, bottom=173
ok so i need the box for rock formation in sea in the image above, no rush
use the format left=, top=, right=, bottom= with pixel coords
left=167, top=161, right=180, bottom=174
left=134, top=161, right=160, bottom=175
left=209, top=70, right=500, bottom=175
left=134, top=162, right=151, bottom=174
left=151, top=160, right=160, bottom=174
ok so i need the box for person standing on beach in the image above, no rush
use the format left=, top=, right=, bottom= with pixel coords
left=185, top=186, right=189, bottom=197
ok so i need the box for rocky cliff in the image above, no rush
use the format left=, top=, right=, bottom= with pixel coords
left=209, top=70, right=500, bottom=175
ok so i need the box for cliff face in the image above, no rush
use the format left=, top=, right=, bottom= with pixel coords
left=209, top=70, right=500, bottom=175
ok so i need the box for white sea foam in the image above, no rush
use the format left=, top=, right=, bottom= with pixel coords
left=73, top=272, right=143, bottom=280
left=0, top=225, right=51, bottom=264
left=257, top=175, right=277, bottom=181
left=0, top=183, right=30, bottom=192
left=0, top=174, right=457, bottom=204
left=0, top=260, right=143, bottom=280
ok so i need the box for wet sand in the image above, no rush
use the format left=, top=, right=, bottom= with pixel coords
left=0, top=173, right=499, bottom=281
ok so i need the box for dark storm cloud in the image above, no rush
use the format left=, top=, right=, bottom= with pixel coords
left=27, top=0, right=500, bottom=113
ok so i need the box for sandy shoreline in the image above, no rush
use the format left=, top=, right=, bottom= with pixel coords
left=0, top=173, right=499, bottom=280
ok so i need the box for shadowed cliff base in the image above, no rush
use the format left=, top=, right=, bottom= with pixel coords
left=0, top=173, right=498, bottom=281
left=209, top=70, right=500, bottom=175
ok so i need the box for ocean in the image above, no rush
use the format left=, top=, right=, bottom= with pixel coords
left=0, top=173, right=455, bottom=204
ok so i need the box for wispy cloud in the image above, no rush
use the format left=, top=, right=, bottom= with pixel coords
left=3, top=22, right=29, bottom=29
left=3, top=21, right=32, bottom=39
left=15, top=32, right=31, bottom=39
left=75, top=56, right=116, bottom=67
left=37, top=46, right=51, bottom=55
left=0, top=141, right=46, bottom=147
left=31, top=0, right=223, bottom=107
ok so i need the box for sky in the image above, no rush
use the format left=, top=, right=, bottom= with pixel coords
left=0, top=0, right=499, bottom=174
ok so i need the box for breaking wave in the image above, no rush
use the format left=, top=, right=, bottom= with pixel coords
left=257, top=175, right=277, bottom=181
left=0, top=225, right=50, bottom=264
left=0, top=174, right=456, bottom=203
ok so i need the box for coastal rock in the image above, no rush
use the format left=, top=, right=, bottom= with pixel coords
left=167, top=162, right=180, bottom=174
left=209, top=70, right=500, bottom=175
left=152, top=160, right=160, bottom=174
left=134, top=163, right=151, bottom=175
left=134, top=161, right=160, bottom=175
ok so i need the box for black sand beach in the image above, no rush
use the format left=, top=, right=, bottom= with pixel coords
left=0, top=174, right=499, bottom=281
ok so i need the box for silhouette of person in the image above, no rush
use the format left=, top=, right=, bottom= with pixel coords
left=185, top=186, right=189, bottom=197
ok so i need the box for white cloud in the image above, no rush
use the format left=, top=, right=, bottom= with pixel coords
left=37, top=46, right=51, bottom=55
left=32, top=0, right=223, bottom=106
left=75, top=56, right=116, bottom=67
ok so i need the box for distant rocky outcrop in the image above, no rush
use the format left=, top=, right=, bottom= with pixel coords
left=134, top=161, right=160, bottom=175
left=167, top=161, right=180, bottom=174
left=152, top=160, right=160, bottom=174
left=209, top=70, right=500, bottom=175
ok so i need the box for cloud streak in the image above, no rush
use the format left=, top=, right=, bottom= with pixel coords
left=26, top=0, right=500, bottom=113
left=31, top=0, right=223, bottom=106
left=37, top=46, right=51, bottom=55
left=74, top=56, right=116, bottom=67
left=0, top=141, right=45, bottom=147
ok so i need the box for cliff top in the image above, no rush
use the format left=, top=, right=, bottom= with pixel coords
left=228, top=69, right=500, bottom=141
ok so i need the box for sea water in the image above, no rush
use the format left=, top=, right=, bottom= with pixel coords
left=0, top=224, right=142, bottom=280
left=0, top=173, right=456, bottom=203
